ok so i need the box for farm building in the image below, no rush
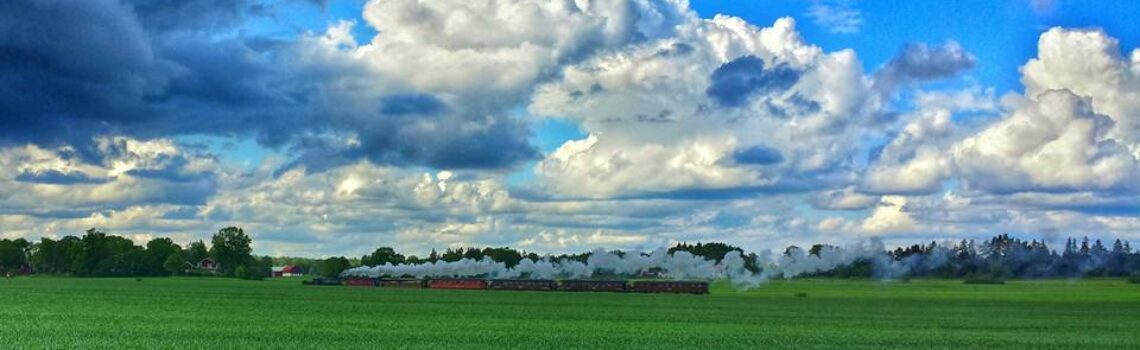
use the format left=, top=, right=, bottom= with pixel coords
left=271, top=265, right=304, bottom=277
left=197, top=258, right=219, bottom=272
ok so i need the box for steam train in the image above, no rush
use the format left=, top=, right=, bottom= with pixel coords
left=305, top=277, right=709, bottom=294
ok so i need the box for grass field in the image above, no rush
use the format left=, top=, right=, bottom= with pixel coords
left=1, top=277, right=1138, bottom=349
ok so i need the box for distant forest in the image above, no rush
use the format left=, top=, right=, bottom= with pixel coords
left=2, top=229, right=1139, bottom=281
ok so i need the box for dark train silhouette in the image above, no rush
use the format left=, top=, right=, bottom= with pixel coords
left=306, top=277, right=709, bottom=294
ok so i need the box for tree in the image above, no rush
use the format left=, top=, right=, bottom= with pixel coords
left=61, top=236, right=86, bottom=273
left=145, top=238, right=182, bottom=276
left=361, top=247, right=405, bottom=266
left=209, top=227, right=253, bottom=276
left=163, top=254, right=185, bottom=276
left=482, top=247, right=523, bottom=268
left=317, top=256, right=351, bottom=277
left=0, top=239, right=27, bottom=274
left=80, top=229, right=145, bottom=277
left=671, top=242, right=746, bottom=263
left=463, top=248, right=485, bottom=260
left=441, top=248, right=463, bottom=262
left=29, top=238, right=57, bottom=273
left=186, top=240, right=208, bottom=264
left=235, top=263, right=267, bottom=280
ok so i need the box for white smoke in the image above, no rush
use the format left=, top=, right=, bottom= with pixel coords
left=341, top=239, right=938, bottom=289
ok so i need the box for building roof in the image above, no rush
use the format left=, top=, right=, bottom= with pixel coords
left=272, top=265, right=302, bottom=273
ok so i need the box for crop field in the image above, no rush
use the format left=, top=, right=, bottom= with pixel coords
left=1, top=277, right=1138, bottom=349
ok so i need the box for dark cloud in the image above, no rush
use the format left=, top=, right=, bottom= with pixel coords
left=14, top=170, right=109, bottom=185
left=126, top=0, right=267, bottom=33
left=706, top=55, right=800, bottom=107
left=0, top=0, right=178, bottom=146
left=360, top=115, right=539, bottom=169
left=873, top=42, right=976, bottom=94
left=732, top=145, right=784, bottom=165
left=379, top=93, right=447, bottom=116
left=278, top=113, right=539, bottom=174
left=125, top=168, right=214, bottom=183
left=0, top=0, right=540, bottom=172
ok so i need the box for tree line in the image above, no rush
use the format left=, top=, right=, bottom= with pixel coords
left=883, top=234, right=1139, bottom=279
left=0, top=227, right=270, bottom=279
left=4, top=231, right=1140, bottom=280
left=326, top=235, right=1140, bottom=279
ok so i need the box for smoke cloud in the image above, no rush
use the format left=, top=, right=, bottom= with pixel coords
left=342, top=240, right=910, bottom=289
left=343, top=236, right=1131, bottom=289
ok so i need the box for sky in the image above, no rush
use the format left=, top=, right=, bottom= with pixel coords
left=2, top=0, right=1140, bottom=258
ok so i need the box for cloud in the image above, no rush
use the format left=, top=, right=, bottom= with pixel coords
left=1027, top=0, right=1059, bottom=15
left=863, top=109, right=955, bottom=194
left=530, top=17, right=882, bottom=198
left=1020, top=27, right=1140, bottom=146
left=4, top=1, right=1140, bottom=256
left=813, top=187, right=879, bottom=210
left=732, top=145, right=785, bottom=165
left=873, top=41, right=976, bottom=95
left=378, top=93, right=447, bottom=116
left=0, top=139, right=218, bottom=218
left=912, top=86, right=998, bottom=112
left=4, top=0, right=632, bottom=171
left=806, top=0, right=863, bottom=34
left=124, top=0, right=297, bottom=33
left=953, top=90, right=1137, bottom=193
left=15, top=170, right=109, bottom=185
left=860, top=196, right=918, bottom=234
left=706, top=56, right=800, bottom=107
left=0, top=0, right=180, bottom=146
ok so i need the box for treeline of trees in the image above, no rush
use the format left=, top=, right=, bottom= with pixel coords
left=312, top=243, right=762, bottom=277
left=317, top=247, right=552, bottom=277
left=789, top=234, right=1140, bottom=279
left=6, top=231, right=1140, bottom=280
left=884, top=234, right=1138, bottom=279
left=333, top=235, right=1140, bottom=279
left=0, top=227, right=271, bottom=280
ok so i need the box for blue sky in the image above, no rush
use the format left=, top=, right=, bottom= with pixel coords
left=2, top=0, right=1140, bottom=257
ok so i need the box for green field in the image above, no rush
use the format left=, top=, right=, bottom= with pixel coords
left=1, top=277, right=1138, bottom=349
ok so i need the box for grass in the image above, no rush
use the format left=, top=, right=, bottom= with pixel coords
left=962, top=273, right=1006, bottom=285
left=1, top=277, right=1138, bottom=349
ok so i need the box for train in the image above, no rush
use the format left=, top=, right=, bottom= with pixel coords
left=307, top=277, right=709, bottom=295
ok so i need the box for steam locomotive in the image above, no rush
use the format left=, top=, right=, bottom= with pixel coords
left=307, top=277, right=709, bottom=294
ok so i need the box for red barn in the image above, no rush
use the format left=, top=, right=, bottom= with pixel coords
left=272, top=265, right=304, bottom=277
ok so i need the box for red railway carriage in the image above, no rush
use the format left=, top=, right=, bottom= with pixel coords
left=427, top=278, right=488, bottom=290
left=489, top=279, right=556, bottom=291
left=629, top=281, right=709, bottom=294
left=379, top=278, right=426, bottom=288
left=343, top=277, right=378, bottom=287
left=558, top=280, right=628, bottom=292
